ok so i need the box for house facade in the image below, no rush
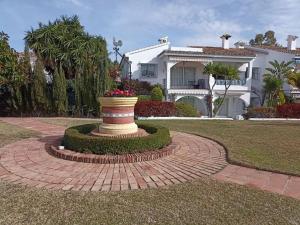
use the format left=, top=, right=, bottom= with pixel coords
left=122, top=35, right=300, bottom=118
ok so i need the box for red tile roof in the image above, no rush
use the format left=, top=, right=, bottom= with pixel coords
left=191, top=46, right=256, bottom=57
left=251, top=45, right=300, bottom=55
left=160, top=46, right=256, bottom=58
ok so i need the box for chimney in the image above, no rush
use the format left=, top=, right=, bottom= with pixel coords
left=158, top=36, right=168, bottom=44
left=220, top=34, right=231, bottom=49
left=287, top=35, right=298, bottom=51
left=234, top=41, right=245, bottom=49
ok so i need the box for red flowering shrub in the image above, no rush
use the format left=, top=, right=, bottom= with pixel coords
left=104, top=89, right=135, bottom=97
left=135, top=101, right=176, bottom=117
left=277, top=104, right=300, bottom=118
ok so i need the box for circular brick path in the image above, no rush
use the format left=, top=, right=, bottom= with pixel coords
left=0, top=118, right=299, bottom=200
left=0, top=118, right=227, bottom=191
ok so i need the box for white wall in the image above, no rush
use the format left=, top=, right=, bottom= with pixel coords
left=125, top=43, right=170, bottom=85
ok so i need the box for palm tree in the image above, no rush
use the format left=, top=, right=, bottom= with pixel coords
left=263, top=76, right=283, bottom=106
left=263, top=60, right=294, bottom=106
left=265, top=60, right=294, bottom=80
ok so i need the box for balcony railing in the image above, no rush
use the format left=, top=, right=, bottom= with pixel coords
left=170, top=79, right=209, bottom=89
left=215, top=79, right=246, bottom=86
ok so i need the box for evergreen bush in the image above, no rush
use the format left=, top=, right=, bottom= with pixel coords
left=63, top=123, right=171, bottom=155
left=151, top=86, right=163, bottom=101
left=175, top=102, right=199, bottom=117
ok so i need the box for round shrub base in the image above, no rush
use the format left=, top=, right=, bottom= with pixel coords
left=63, top=123, right=171, bottom=155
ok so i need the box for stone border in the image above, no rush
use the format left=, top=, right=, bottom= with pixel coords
left=47, top=141, right=176, bottom=164
left=249, top=118, right=300, bottom=121
left=138, top=117, right=234, bottom=120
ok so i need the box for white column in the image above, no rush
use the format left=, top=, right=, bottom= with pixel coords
left=246, top=60, right=253, bottom=89
left=166, top=62, right=171, bottom=90
left=166, top=61, right=177, bottom=101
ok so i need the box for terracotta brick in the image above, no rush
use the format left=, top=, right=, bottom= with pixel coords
left=1, top=118, right=299, bottom=200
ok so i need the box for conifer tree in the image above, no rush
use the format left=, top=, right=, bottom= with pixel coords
left=19, top=45, right=33, bottom=113
left=52, top=65, right=67, bottom=115
left=32, top=56, right=47, bottom=113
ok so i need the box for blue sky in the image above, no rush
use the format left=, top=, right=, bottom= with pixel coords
left=1, top=0, right=299, bottom=54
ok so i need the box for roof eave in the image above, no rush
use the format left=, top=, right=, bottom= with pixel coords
left=158, top=51, right=255, bottom=59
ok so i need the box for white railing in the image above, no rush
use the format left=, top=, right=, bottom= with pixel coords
left=215, top=79, right=246, bottom=86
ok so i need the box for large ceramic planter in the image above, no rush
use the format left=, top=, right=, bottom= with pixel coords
left=99, top=97, right=138, bottom=135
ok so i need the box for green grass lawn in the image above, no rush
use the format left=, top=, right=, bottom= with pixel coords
left=0, top=121, right=39, bottom=148
left=0, top=120, right=300, bottom=224
left=139, top=120, right=300, bottom=176
left=0, top=177, right=299, bottom=225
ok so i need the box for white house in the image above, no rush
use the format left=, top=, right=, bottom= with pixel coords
left=245, top=36, right=300, bottom=105
left=122, top=35, right=300, bottom=118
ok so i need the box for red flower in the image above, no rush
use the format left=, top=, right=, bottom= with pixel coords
left=104, top=89, right=136, bottom=97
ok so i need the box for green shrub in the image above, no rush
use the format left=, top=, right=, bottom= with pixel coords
left=151, top=86, right=163, bottom=101
left=138, top=95, right=151, bottom=101
left=175, top=102, right=199, bottom=117
left=63, top=122, right=171, bottom=155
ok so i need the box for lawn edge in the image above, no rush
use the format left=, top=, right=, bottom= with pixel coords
left=182, top=131, right=300, bottom=178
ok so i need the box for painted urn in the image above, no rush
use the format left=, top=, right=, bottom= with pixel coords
left=98, top=90, right=138, bottom=135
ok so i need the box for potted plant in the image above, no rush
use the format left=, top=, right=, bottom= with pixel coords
left=98, top=89, right=138, bottom=135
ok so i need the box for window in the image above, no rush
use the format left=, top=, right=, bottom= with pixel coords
left=252, top=67, right=260, bottom=80
left=170, top=67, right=196, bottom=88
left=140, top=64, right=157, bottom=78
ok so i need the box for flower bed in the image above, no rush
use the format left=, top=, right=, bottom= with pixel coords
left=134, top=101, right=177, bottom=117
left=63, top=123, right=171, bottom=155
left=277, top=103, right=300, bottom=118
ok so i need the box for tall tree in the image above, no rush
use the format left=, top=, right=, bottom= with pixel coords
left=249, top=34, right=264, bottom=46
left=264, top=30, right=277, bottom=46
left=52, top=65, right=67, bottom=115
left=249, top=31, right=279, bottom=46
left=32, top=56, right=48, bottom=114
left=25, top=15, right=111, bottom=116
left=0, top=31, right=27, bottom=114
left=18, top=44, right=33, bottom=113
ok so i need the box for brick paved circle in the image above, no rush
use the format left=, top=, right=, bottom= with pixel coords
left=0, top=118, right=228, bottom=191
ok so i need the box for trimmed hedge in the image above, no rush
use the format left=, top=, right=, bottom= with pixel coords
left=63, top=123, right=171, bottom=155
left=135, top=101, right=176, bottom=117
left=277, top=103, right=300, bottom=118
left=175, top=102, right=199, bottom=117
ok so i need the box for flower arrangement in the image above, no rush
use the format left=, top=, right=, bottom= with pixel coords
left=104, top=89, right=135, bottom=97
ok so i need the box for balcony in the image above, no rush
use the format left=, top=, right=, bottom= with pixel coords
left=215, top=79, right=246, bottom=86
left=170, top=79, right=209, bottom=89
